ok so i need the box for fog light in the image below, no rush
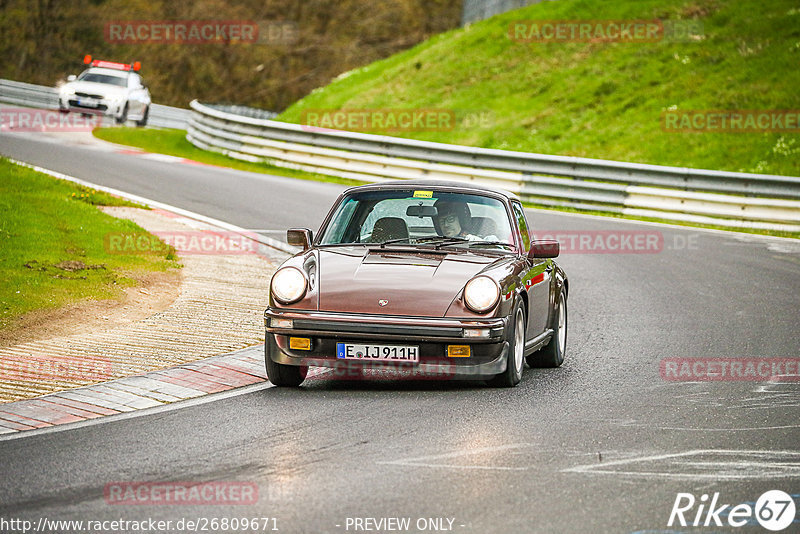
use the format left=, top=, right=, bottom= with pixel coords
left=447, top=345, right=470, bottom=357
left=270, top=318, right=293, bottom=329
left=289, top=337, right=311, bottom=350
left=463, top=328, right=490, bottom=338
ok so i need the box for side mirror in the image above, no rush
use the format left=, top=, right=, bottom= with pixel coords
left=287, top=228, right=313, bottom=251
left=529, top=240, right=559, bottom=259
left=67, top=74, right=77, bottom=82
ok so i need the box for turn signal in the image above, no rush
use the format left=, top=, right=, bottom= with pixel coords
left=289, top=337, right=311, bottom=350
left=447, top=345, right=471, bottom=357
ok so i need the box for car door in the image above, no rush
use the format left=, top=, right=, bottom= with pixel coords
left=511, top=201, right=550, bottom=339
left=127, top=74, right=147, bottom=115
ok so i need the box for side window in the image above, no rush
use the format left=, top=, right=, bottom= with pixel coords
left=321, top=197, right=358, bottom=244
left=511, top=202, right=531, bottom=253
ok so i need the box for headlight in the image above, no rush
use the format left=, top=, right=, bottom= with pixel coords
left=463, top=276, right=499, bottom=313
left=271, top=267, right=307, bottom=304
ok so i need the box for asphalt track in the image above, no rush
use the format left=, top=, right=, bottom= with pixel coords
left=1, top=130, right=799, bottom=533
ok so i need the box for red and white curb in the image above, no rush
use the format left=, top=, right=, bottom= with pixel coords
left=0, top=345, right=330, bottom=439
left=0, top=160, right=305, bottom=439
left=0, top=345, right=267, bottom=435
left=113, top=147, right=217, bottom=167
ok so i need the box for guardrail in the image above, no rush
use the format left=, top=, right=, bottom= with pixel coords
left=462, top=0, right=546, bottom=26
left=0, top=78, right=190, bottom=130
left=187, top=100, right=800, bottom=232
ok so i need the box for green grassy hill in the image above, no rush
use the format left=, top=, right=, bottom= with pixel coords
left=277, top=0, right=800, bottom=177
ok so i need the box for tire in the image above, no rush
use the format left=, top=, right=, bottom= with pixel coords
left=487, top=299, right=525, bottom=387
left=135, top=106, right=149, bottom=127
left=527, top=287, right=567, bottom=368
left=116, top=103, right=128, bottom=125
left=265, top=336, right=307, bottom=387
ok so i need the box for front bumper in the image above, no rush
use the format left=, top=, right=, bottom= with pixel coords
left=264, top=308, right=510, bottom=379
left=60, top=96, right=123, bottom=116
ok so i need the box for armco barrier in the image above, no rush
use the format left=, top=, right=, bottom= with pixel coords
left=3, top=78, right=796, bottom=232
left=0, top=78, right=190, bottom=130
left=186, top=100, right=800, bottom=232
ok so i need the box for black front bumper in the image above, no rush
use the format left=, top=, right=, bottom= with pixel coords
left=264, top=308, right=510, bottom=379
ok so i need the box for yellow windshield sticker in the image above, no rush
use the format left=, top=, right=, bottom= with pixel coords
left=413, top=190, right=433, bottom=198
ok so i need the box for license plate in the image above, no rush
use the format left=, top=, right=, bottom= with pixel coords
left=78, top=98, right=98, bottom=107
left=336, top=343, right=419, bottom=362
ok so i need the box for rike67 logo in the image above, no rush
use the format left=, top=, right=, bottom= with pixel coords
left=669, top=490, right=796, bottom=531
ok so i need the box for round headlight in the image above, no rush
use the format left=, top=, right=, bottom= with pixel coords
left=463, top=276, right=500, bottom=313
left=271, top=267, right=307, bottom=304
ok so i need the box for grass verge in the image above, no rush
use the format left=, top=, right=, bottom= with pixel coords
left=0, top=158, right=181, bottom=333
left=277, top=0, right=800, bottom=178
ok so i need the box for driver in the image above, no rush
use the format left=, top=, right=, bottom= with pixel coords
left=434, top=200, right=481, bottom=240
left=434, top=200, right=472, bottom=238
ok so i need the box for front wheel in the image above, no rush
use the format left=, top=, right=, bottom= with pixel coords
left=527, top=287, right=567, bottom=368
left=135, top=106, right=149, bottom=127
left=265, top=336, right=307, bottom=387
left=487, top=300, right=525, bottom=388
left=116, top=103, right=128, bottom=124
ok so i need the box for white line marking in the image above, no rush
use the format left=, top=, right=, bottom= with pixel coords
left=620, top=423, right=800, bottom=431
left=565, top=470, right=798, bottom=480
left=564, top=449, right=800, bottom=479
left=682, top=460, right=800, bottom=468
left=381, top=462, right=530, bottom=471
left=378, top=443, right=535, bottom=471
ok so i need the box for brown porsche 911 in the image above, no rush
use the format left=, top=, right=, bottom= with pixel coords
left=264, top=180, right=568, bottom=387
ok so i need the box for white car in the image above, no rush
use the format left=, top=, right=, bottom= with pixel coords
left=58, top=57, right=151, bottom=126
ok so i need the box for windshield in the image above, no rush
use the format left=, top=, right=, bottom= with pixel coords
left=76, top=71, right=127, bottom=87
left=318, top=189, right=515, bottom=249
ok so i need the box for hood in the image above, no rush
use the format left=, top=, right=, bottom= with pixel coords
left=316, top=247, right=499, bottom=317
left=60, top=81, right=127, bottom=99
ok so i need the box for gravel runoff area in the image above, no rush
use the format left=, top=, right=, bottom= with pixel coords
left=0, top=206, right=283, bottom=404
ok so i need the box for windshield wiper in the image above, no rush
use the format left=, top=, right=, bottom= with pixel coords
left=415, top=236, right=451, bottom=243
left=369, top=235, right=468, bottom=249
left=320, top=238, right=414, bottom=248
left=429, top=237, right=471, bottom=249
left=376, top=237, right=412, bottom=248
left=467, top=241, right=515, bottom=250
